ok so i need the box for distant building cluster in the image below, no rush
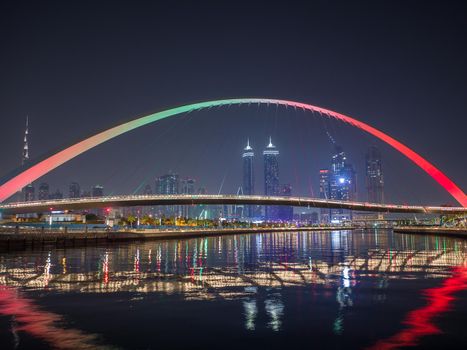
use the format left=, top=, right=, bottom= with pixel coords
left=241, top=137, right=384, bottom=223
left=319, top=145, right=357, bottom=223
left=150, top=173, right=198, bottom=218
left=319, top=144, right=384, bottom=224
left=365, top=146, right=384, bottom=204
left=25, top=182, right=105, bottom=201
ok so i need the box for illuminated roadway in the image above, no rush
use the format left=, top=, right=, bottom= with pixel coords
left=0, top=194, right=466, bottom=215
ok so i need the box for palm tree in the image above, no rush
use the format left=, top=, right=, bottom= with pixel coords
left=127, top=215, right=136, bottom=228
left=140, top=215, right=154, bottom=226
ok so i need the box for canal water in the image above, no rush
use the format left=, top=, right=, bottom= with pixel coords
left=0, top=229, right=466, bottom=349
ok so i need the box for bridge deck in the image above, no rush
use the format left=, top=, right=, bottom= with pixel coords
left=1, top=194, right=465, bottom=215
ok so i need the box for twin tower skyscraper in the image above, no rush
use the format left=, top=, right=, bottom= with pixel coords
left=242, top=138, right=281, bottom=220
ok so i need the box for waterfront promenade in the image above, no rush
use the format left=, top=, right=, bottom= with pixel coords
left=0, top=225, right=354, bottom=251
left=394, top=226, right=467, bottom=238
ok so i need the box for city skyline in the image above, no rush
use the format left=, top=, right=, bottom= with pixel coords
left=16, top=126, right=383, bottom=205
left=15, top=131, right=390, bottom=223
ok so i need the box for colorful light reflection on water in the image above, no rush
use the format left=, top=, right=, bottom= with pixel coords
left=0, top=229, right=466, bottom=349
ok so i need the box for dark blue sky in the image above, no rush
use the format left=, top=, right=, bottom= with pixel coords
left=0, top=0, right=466, bottom=205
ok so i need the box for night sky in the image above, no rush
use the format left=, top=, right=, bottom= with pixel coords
left=0, top=0, right=466, bottom=205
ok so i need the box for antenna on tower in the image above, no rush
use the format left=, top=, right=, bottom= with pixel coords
left=267, top=136, right=274, bottom=148
left=244, top=138, right=252, bottom=151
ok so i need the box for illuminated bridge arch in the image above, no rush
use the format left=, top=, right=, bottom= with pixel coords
left=0, top=98, right=465, bottom=206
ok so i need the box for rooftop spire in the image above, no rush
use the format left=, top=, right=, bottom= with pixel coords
left=267, top=136, right=275, bottom=148
left=244, top=138, right=252, bottom=151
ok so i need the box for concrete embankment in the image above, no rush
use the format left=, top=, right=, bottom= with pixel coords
left=394, top=226, right=467, bottom=238
left=0, top=226, right=354, bottom=251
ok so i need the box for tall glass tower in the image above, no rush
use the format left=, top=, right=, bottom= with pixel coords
left=365, top=146, right=384, bottom=203
left=319, top=169, right=331, bottom=223
left=263, top=137, right=279, bottom=220
left=181, top=178, right=196, bottom=218
left=155, top=173, right=180, bottom=217
left=38, top=183, right=50, bottom=200
left=69, top=182, right=81, bottom=198
left=21, top=116, right=35, bottom=202
left=278, top=183, right=293, bottom=221
left=92, top=185, right=104, bottom=197
left=329, top=145, right=356, bottom=222
left=242, top=139, right=255, bottom=218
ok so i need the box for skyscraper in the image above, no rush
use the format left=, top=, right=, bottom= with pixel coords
left=278, top=184, right=293, bottom=221
left=38, top=183, right=50, bottom=200
left=21, top=117, right=35, bottom=202
left=22, top=116, right=29, bottom=166
left=328, top=145, right=357, bottom=223
left=331, top=145, right=346, bottom=173
left=366, top=146, right=384, bottom=203
left=69, top=182, right=81, bottom=198
left=92, top=185, right=104, bottom=197
left=155, top=173, right=179, bottom=195
left=181, top=178, right=196, bottom=218
left=155, top=173, right=179, bottom=217
left=23, top=185, right=35, bottom=202
left=319, top=169, right=331, bottom=223
left=263, top=137, right=279, bottom=220
left=242, top=139, right=255, bottom=218
left=181, top=178, right=195, bottom=195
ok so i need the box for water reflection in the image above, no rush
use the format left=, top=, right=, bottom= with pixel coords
left=334, top=265, right=355, bottom=335
left=243, top=287, right=258, bottom=331
left=265, top=293, right=284, bottom=331
left=368, top=265, right=467, bottom=349
left=1, top=232, right=466, bottom=297
left=0, top=286, right=109, bottom=349
left=0, top=229, right=466, bottom=348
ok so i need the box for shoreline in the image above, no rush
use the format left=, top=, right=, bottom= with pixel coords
left=0, top=226, right=355, bottom=251
left=394, top=226, right=467, bottom=238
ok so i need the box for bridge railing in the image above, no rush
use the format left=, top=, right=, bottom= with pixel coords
left=0, top=194, right=465, bottom=214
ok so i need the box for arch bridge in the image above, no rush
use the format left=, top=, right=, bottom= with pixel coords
left=0, top=98, right=465, bottom=207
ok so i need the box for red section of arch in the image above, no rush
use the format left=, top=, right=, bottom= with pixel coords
left=277, top=100, right=466, bottom=207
